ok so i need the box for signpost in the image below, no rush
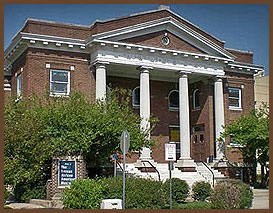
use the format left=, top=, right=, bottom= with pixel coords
left=58, top=160, right=76, bottom=186
left=120, top=130, right=130, bottom=209
left=112, top=154, right=119, bottom=177
left=165, top=143, right=176, bottom=209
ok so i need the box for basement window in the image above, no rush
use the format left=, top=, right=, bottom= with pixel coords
left=50, top=70, right=70, bottom=96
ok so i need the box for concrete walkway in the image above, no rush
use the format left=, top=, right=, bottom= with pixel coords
left=6, top=203, right=46, bottom=209
left=251, top=189, right=269, bottom=209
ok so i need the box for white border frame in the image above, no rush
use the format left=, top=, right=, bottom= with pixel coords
left=168, top=89, right=179, bottom=111
left=50, top=69, right=71, bottom=97
left=192, top=88, right=201, bottom=110
left=132, top=86, right=140, bottom=108
left=228, top=87, right=242, bottom=110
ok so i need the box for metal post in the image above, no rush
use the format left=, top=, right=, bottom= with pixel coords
left=169, top=161, right=173, bottom=209
left=122, top=138, right=126, bottom=209
left=114, top=158, right=117, bottom=177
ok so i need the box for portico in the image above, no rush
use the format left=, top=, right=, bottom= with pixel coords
left=92, top=39, right=227, bottom=169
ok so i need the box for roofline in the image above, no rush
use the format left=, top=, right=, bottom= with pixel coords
left=91, top=7, right=225, bottom=44
left=225, top=47, right=253, bottom=54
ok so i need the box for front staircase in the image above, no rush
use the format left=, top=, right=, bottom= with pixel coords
left=117, top=161, right=228, bottom=187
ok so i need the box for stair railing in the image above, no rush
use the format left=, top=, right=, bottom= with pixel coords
left=141, top=160, right=161, bottom=182
left=201, top=161, right=215, bottom=187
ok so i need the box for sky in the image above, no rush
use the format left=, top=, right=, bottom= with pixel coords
left=4, top=4, right=269, bottom=74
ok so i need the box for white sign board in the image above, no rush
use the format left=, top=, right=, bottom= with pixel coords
left=165, top=143, right=176, bottom=161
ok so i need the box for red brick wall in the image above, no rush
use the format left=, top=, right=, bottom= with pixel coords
left=225, top=48, right=253, bottom=64
left=11, top=48, right=95, bottom=99
left=223, top=71, right=255, bottom=162
left=122, top=31, right=205, bottom=54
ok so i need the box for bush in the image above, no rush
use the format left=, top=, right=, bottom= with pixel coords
left=62, top=178, right=108, bottom=209
left=62, top=176, right=167, bottom=209
left=175, top=201, right=212, bottom=209
left=104, top=176, right=167, bottom=209
left=14, top=181, right=46, bottom=202
left=191, top=181, right=212, bottom=201
left=163, top=178, right=189, bottom=203
left=210, top=179, right=253, bottom=209
left=4, top=186, right=10, bottom=203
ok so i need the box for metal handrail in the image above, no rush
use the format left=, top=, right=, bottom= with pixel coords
left=141, top=160, right=161, bottom=182
left=116, top=161, right=124, bottom=172
left=201, top=161, right=215, bottom=187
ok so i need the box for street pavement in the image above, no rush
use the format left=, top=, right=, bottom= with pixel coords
left=251, top=189, right=269, bottom=209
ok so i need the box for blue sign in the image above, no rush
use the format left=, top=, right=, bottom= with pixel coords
left=58, top=160, right=76, bottom=186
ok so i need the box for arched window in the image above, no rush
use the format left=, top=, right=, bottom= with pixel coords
left=193, top=89, right=200, bottom=109
left=132, top=86, right=140, bottom=108
left=168, top=90, right=179, bottom=110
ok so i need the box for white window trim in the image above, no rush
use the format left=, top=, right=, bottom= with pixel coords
left=228, top=87, right=242, bottom=110
left=192, top=88, right=201, bottom=110
left=168, top=89, right=179, bottom=111
left=50, top=69, right=70, bottom=97
left=17, top=73, right=22, bottom=97
left=132, top=86, right=140, bottom=108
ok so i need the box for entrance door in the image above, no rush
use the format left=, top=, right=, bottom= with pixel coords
left=191, top=124, right=207, bottom=162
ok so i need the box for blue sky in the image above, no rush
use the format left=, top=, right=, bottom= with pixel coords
left=4, top=4, right=269, bottom=74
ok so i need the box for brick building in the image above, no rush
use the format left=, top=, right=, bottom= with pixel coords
left=4, top=5, right=264, bottom=186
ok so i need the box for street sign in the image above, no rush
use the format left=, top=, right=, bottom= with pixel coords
left=165, top=143, right=176, bottom=161
left=120, top=130, right=130, bottom=154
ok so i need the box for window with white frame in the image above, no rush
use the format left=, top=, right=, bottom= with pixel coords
left=192, top=88, right=200, bottom=109
left=168, top=90, right=179, bottom=110
left=228, top=88, right=241, bottom=109
left=132, top=86, right=140, bottom=108
left=17, top=73, right=22, bottom=97
left=50, top=70, right=70, bottom=96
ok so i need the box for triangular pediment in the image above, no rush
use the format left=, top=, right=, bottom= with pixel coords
left=121, top=30, right=205, bottom=54
left=90, top=17, right=235, bottom=59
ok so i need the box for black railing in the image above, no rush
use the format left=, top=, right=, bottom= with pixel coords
left=201, top=161, right=215, bottom=187
left=141, top=160, right=161, bottom=182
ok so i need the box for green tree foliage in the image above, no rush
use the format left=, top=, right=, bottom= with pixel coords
left=219, top=103, right=269, bottom=186
left=4, top=89, right=157, bottom=201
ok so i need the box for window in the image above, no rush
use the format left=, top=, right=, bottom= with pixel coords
left=228, top=88, right=241, bottom=109
left=50, top=70, right=70, bottom=96
left=168, top=90, right=179, bottom=110
left=132, top=86, right=140, bottom=108
left=228, top=135, right=244, bottom=148
left=192, top=89, right=200, bottom=109
left=169, top=126, right=180, bottom=159
left=17, top=73, right=22, bottom=97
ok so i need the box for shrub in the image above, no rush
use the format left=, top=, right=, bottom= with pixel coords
left=62, top=176, right=167, bottom=209
left=104, top=176, right=167, bottom=209
left=191, top=181, right=212, bottom=201
left=210, top=179, right=253, bottom=209
left=163, top=178, right=189, bottom=203
left=175, top=201, right=212, bottom=209
left=14, top=181, right=46, bottom=202
left=4, top=186, right=10, bottom=203
left=62, top=178, right=108, bottom=209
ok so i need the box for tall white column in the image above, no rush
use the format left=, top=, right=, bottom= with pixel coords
left=214, top=76, right=225, bottom=160
left=95, top=62, right=107, bottom=101
left=138, top=66, right=152, bottom=160
left=176, top=71, right=195, bottom=170
left=179, top=71, right=191, bottom=159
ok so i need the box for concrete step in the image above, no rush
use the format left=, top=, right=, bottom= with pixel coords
left=29, top=199, right=52, bottom=208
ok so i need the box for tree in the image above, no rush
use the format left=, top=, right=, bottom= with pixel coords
left=4, top=88, right=157, bottom=200
left=219, top=103, right=269, bottom=187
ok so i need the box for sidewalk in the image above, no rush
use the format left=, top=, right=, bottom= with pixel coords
left=251, top=189, right=269, bottom=209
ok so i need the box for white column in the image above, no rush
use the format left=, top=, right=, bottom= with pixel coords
left=175, top=71, right=195, bottom=169
left=214, top=76, right=225, bottom=160
left=95, top=63, right=107, bottom=101
left=179, top=71, right=191, bottom=160
left=138, top=66, right=152, bottom=160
